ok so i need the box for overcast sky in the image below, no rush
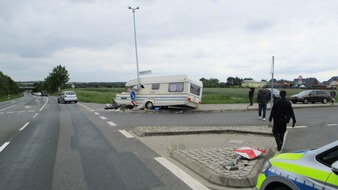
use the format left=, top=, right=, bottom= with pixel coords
left=1, top=0, right=338, bottom=83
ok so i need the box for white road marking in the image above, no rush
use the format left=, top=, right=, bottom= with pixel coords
left=327, top=124, right=338, bottom=127
left=100, top=116, right=107, bottom=120
left=0, top=142, right=10, bottom=152
left=287, top=126, right=308, bottom=129
left=19, top=122, right=30, bottom=131
left=118, top=130, right=134, bottom=138
left=94, top=112, right=99, bottom=115
left=18, top=111, right=25, bottom=113
left=27, top=110, right=35, bottom=112
left=0, top=105, right=16, bottom=112
left=39, top=97, right=48, bottom=112
left=107, top=122, right=117, bottom=127
left=33, top=113, right=38, bottom=118
left=7, top=112, right=15, bottom=114
left=154, top=157, right=209, bottom=190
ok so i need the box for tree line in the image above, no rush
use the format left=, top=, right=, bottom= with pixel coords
left=200, top=77, right=255, bottom=88
left=0, top=71, right=19, bottom=96
left=1, top=64, right=272, bottom=98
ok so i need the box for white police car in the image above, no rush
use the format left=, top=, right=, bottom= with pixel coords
left=256, top=140, right=338, bottom=190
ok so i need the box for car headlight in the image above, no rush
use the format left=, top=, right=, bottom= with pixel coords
left=261, top=161, right=271, bottom=173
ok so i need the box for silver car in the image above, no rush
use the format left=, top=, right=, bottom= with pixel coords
left=57, top=91, right=78, bottom=104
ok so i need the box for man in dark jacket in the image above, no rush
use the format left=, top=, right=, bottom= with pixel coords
left=269, top=90, right=296, bottom=151
left=257, top=87, right=270, bottom=120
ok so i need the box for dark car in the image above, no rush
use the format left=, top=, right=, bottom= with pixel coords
left=290, top=90, right=332, bottom=104
left=41, top=91, right=48, bottom=96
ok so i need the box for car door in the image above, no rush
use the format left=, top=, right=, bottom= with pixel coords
left=325, top=172, right=338, bottom=189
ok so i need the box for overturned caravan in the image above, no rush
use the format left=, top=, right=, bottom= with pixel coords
left=114, top=75, right=203, bottom=109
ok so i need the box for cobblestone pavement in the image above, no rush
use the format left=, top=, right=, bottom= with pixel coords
left=132, top=126, right=277, bottom=189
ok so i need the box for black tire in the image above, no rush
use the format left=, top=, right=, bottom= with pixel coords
left=291, top=101, right=297, bottom=104
left=303, top=98, right=308, bottom=104
left=145, top=101, right=154, bottom=109
left=322, top=98, right=328, bottom=104
left=272, top=186, right=292, bottom=190
left=75, top=101, right=77, bottom=104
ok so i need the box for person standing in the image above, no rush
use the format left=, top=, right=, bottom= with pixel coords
left=257, top=87, right=269, bottom=120
left=248, top=87, right=255, bottom=106
left=269, top=90, right=296, bottom=151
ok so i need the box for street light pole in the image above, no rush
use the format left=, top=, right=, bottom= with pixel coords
left=128, top=6, right=141, bottom=88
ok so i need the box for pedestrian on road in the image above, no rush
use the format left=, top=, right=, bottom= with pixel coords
left=257, top=86, right=270, bottom=120
left=269, top=90, right=296, bottom=151
left=248, top=87, right=255, bottom=106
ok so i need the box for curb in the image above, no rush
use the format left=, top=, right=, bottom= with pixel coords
left=132, top=126, right=276, bottom=188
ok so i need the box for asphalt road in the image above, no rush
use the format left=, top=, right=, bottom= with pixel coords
left=0, top=95, right=337, bottom=190
left=0, top=95, right=192, bottom=190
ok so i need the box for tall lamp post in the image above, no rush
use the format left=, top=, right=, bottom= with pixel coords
left=128, top=6, right=141, bottom=88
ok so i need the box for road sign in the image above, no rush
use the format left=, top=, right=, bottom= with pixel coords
left=130, top=91, right=136, bottom=101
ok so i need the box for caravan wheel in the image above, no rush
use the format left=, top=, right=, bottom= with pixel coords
left=145, top=102, right=154, bottom=109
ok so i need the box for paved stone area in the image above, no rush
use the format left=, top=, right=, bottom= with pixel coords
left=132, top=126, right=276, bottom=189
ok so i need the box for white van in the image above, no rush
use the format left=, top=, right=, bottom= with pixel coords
left=114, top=75, right=203, bottom=109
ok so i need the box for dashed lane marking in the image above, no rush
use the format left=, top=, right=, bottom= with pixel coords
left=0, top=142, right=10, bottom=152
left=19, top=122, right=30, bottom=131
left=33, top=113, right=38, bottom=118
left=107, top=122, right=117, bottom=127
left=327, top=124, right=338, bottom=127
left=118, top=130, right=134, bottom=138
left=94, top=112, right=99, bottom=115
left=100, top=116, right=107, bottom=120
left=154, top=157, right=209, bottom=190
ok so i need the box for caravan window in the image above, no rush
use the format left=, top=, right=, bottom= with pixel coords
left=169, top=83, right=184, bottom=92
left=190, top=83, right=201, bottom=96
left=152, top=83, right=160, bottom=90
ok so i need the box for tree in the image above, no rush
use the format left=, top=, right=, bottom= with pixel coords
left=47, top=65, right=70, bottom=92
left=0, top=71, right=19, bottom=96
left=226, top=77, right=243, bottom=86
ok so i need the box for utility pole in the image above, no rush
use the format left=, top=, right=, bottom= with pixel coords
left=128, top=6, right=141, bottom=88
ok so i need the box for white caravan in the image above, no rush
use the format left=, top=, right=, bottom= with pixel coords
left=114, top=75, right=203, bottom=109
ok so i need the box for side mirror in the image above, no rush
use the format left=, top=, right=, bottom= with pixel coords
left=332, top=161, right=338, bottom=175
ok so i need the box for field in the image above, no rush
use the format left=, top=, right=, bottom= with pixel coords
left=59, top=87, right=307, bottom=104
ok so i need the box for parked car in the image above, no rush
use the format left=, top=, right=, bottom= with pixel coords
left=57, top=91, right=78, bottom=104
left=266, top=88, right=280, bottom=103
left=290, top=90, right=332, bottom=104
left=41, top=91, right=48, bottom=96
left=256, top=140, right=338, bottom=190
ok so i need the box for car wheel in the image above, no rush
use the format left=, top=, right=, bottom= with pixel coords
left=145, top=101, right=154, bottom=109
left=57, top=99, right=60, bottom=103
left=272, top=186, right=292, bottom=190
left=322, top=98, right=328, bottom=104
left=303, top=98, right=308, bottom=104
left=75, top=101, right=77, bottom=104
left=291, top=101, right=297, bottom=104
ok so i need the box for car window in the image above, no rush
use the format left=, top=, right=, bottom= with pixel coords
left=66, top=92, right=76, bottom=95
left=317, top=147, right=338, bottom=167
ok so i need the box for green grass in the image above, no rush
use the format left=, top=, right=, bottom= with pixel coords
left=5, top=88, right=333, bottom=104
left=56, top=87, right=310, bottom=104
left=0, top=93, right=23, bottom=102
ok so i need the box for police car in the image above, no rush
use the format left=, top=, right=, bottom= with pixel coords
left=256, top=140, right=338, bottom=190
